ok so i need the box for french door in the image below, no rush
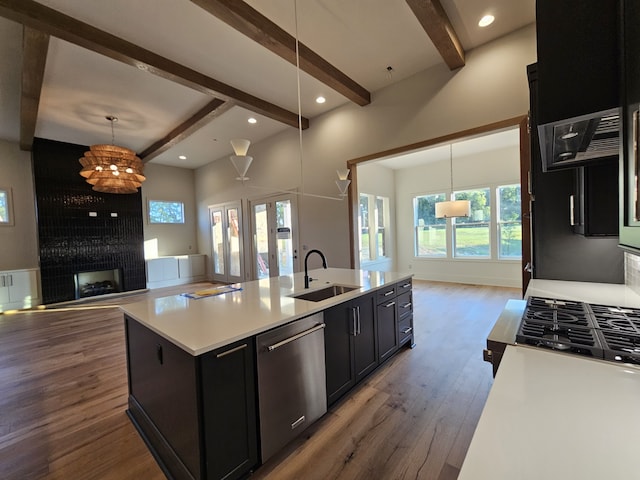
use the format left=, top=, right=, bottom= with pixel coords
left=210, top=201, right=244, bottom=284
left=249, top=194, right=299, bottom=280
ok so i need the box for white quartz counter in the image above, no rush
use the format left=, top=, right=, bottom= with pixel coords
left=120, top=267, right=411, bottom=356
left=459, top=345, right=640, bottom=480
left=526, top=279, right=640, bottom=308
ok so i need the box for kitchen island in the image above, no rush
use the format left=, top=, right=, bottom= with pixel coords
left=121, top=267, right=413, bottom=480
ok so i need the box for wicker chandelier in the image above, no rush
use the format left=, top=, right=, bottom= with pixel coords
left=79, top=116, right=146, bottom=194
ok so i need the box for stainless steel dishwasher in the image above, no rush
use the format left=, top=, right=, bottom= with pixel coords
left=256, top=312, right=327, bottom=462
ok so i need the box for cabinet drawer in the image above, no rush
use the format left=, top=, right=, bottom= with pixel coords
left=398, top=315, right=413, bottom=345
left=396, top=279, right=412, bottom=295
left=397, top=291, right=412, bottom=319
left=376, top=285, right=396, bottom=304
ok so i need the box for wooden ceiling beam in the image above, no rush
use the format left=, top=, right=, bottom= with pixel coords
left=405, top=0, right=465, bottom=70
left=20, top=26, right=49, bottom=151
left=189, top=0, right=371, bottom=106
left=140, top=98, right=234, bottom=162
left=0, top=0, right=308, bottom=130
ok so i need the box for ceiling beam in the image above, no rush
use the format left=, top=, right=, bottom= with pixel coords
left=0, top=0, right=308, bottom=130
left=405, top=0, right=465, bottom=70
left=140, top=98, right=234, bottom=162
left=189, top=0, right=371, bottom=106
left=20, top=26, right=49, bottom=150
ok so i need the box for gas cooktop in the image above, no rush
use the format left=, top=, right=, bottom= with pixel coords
left=517, top=297, right=640, bottom=365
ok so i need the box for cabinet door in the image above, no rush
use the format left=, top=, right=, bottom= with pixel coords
left=125, top=317, right=201, bottom=479
left=324, top=302, right=356, bottom=406
left=377, top=297, right=398, bottom=363
left=353, top=294, right=378, bottom=381
left=201, top=339, right=258, bottom=480
left=0, top=275, right=9, bottom=306
left=7, top=270, right=38, bottom=304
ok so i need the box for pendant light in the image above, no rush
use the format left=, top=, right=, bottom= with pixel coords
left=79, top=116, right=146, bottom=194
left=435, top=144, right=470, bottom=218
left=230, top=138, right=253, bottom=181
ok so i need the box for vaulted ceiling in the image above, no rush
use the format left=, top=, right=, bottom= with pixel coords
left=0, top=0, right=535, bottom=169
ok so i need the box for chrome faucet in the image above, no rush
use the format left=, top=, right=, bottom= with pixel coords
left=304, top=249, right=327, bottom=288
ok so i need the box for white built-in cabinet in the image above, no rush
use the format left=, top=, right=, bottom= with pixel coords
left=0, top=268, right=40, bottom=312
left=146, top=254, right=206, bottom=289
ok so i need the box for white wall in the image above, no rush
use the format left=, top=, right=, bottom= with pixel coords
left=0, top=140, right=39, bottom=270
left=395, top=145, right=522, bottom=287
left=141, top=163, right=199, bottom=257
left=194, top=24, right=536, bottom=280
left=356, top=163, right=396, bottom=272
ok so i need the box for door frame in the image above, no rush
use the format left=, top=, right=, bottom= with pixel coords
left=247, top=192, right=300, bottom=280
left=209, top=200, right=245, bottom=284
left=344, top=115, right=530, bottom=292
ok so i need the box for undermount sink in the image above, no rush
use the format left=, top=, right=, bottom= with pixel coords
left=291, top=284, right=360, bottom=302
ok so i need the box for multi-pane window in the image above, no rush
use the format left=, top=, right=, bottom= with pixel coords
left=414, top=193, right=447, bottom=257
left=149, top=200, right=185, bottom=224
left=412, top=184, right=521, bottom=260
left=453, top=188, right=491, bottom=258
left=497, top=184, right=522, bottom=258
left=359, top=193, right=389, bottom=263
left=0, top=188, right=12, bottom=225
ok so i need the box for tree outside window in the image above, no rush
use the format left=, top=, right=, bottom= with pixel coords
left=453, top=188, right=491, bottom=257
left=497, top=184, right=522, bottom=258
left=413, top=193, right=446, bottom=257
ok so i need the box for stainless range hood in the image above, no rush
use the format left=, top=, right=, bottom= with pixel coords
left=538, top=107, right=621, bottom=172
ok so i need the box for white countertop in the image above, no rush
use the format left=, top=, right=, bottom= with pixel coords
left=120, top=268, right=411, bottom=356
left=459, top=345, right=640, bottom=480
left=526, top=279, right=640, bottom=308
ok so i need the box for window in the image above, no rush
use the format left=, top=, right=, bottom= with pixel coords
left=453, top=188, right=491, bottom=257
left=148, top=200, right=185, bottom=224
left=497, top=184, right=522, bottom=258
left=414, top=193, right=446, bottom=257
left=359, top=194, right=389, bottom=263
left=0, top=188, right=13, bottom=226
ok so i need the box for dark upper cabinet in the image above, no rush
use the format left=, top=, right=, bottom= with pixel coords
left=536, top=0, right=620, bottom=125
left=620, top=0, right=640, bottom=251
left=572, top=163, right=619, bottom=236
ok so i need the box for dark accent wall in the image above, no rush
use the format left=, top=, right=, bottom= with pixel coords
left=32, top=138, right=146, bottom=304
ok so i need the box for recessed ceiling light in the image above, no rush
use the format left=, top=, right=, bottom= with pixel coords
left=478, top=14, right=495, bottom=27
left=178, top=155, right=187, bottom=160
left=316, top=96, right=326, bottom=104
left=248, top=117, right=257, bottom=124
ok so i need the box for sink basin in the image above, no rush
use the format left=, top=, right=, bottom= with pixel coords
left=291, top=284, right=360, bottom=302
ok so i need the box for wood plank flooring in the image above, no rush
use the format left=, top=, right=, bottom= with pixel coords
left=0, top=280, right=520, bottom=479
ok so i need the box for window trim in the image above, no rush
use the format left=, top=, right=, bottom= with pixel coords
left=412, top=182, right=521, bottom=262
left=148, top=199, right=186, bottom=224
left=359, top=193, right=390, bottom=264
left=0, top=186, right=14, bottom=227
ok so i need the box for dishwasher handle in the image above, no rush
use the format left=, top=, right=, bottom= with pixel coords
left=266, top=323, right=326, bottom=352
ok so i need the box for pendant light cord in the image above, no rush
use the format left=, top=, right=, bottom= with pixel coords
left=293, top=0, right=304, bottom=195
left=449, top=143, right=454, bottom=197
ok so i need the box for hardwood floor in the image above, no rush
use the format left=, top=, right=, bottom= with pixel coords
left=0, top=280, right=520, bottom=479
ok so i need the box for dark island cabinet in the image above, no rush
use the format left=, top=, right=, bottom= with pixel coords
left=324, top=293, right=378, bottom=406
left=377, top=293, right=398, bottom=363
left=125, top=316, right=258, bottom=480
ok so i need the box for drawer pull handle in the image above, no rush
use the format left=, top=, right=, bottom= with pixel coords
left=384, top=301, right=396, bottom=308
left=402, top=327, right=413, bottom=335
left=383, top=290, right=394, bottom=296
left=401, top=302, right=412, bottom=309
left=291, top=415, right=306, bottom=429
left=216, top=343, right=248, bottom=358
left=402, top=283, right=411, bottom=288
left=156, top=345, right=163, bottom=365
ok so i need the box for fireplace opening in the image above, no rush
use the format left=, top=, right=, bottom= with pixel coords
left=74, top=269, right=122, bottom=299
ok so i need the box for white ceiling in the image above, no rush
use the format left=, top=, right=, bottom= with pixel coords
left=0, top=0, right=535, bottom=169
